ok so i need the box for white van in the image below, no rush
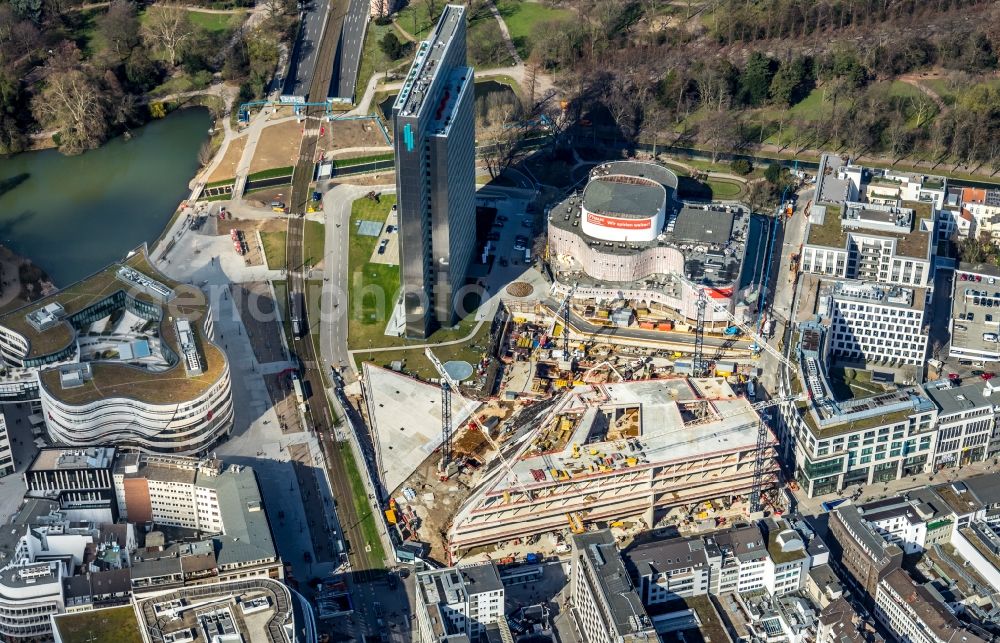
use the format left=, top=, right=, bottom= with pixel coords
left=984, top=333, right=999, bottom=343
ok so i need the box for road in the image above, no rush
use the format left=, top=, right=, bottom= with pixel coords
left=289, top=0, right=350, bottom=214
left=282, top=0, right=332, bottom=100
left=318, top=183, right=373, bottom=382
left=330, top=0, right=369, bottom=101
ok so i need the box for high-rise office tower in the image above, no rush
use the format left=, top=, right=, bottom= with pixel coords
left=392, top=5, right=476, bottom=338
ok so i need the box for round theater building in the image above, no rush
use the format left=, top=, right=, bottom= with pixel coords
left=547, top=161, right=754, bottom=325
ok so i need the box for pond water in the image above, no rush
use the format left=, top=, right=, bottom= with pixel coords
left=0, top=108, right=212, bottom=286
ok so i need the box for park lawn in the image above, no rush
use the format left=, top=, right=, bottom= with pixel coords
left=347, top=195, right=486, bottom=352
left=303, top=220, right=325, bottom=268
left=706, top=178, right=744, bottom=200
left=467, top=16, right=515, bottom=69
left=395, top=0, right=441, bottom=40
left=261, top=230, right=287, bottom=269
left=356, top=20, right=408, bottom=108
left=188, top=10, right=245, bottom=32
left=355, top=320, right=489, bottom=380
left=495, top=0, right=573, bottom=58
left=63, top=8, right=105, bottom=58
left=348, top=196, right=400, bottom=350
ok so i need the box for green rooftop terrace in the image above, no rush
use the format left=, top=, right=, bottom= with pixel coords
left=805, top=205, right=845, bottom=247
left=53, top=605, right=143, bottom=643
left=2, top=247, right=228, bottom=406
left=797, top=402, right=914, bottom=438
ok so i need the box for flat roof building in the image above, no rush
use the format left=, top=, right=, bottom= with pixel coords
left=548, top=161, right=754, bottom=326
left=448, top=378, right=780, bottom=556
left=570, top=530, right=654, bottom=643
left=414, top=562, right=505, bottom=642
left=0, top=247, right=233, bottom=455
left=393, top=5, right=476, bottom=338
left=778, top=322, right=938, bottom=498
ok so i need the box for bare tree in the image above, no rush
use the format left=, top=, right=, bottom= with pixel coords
left=32, top=68, right=108, bottom=154
left=481, top=97, right=526, bottom=179
left=98, top=0, right=140, bottom=57
left=142, top=5, right=194, bottom=68
left=699, top=108, right=739, bottom=163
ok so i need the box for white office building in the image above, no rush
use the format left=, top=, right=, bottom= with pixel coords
left=924, top=379, right=1000, bottom=467
left=414, top=562, right=505, bottom=642
left=780, top=323, right=939, bottom=498
left=875, top=568, right=986, bottom=643
left=824, top=280, right=927, bottom=367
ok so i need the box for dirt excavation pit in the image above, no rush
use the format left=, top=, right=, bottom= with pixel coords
left=392, top=402, right=512, bottom=561
left=320, top=118, right=391, bottom=154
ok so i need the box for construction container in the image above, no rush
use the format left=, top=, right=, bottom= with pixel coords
left=657, top=321, right=674, bottom=331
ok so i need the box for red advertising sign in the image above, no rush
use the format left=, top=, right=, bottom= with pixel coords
left=586, top=212, right=652, bottom=230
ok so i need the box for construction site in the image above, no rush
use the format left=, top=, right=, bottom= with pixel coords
left=356, top=157, right=791, bottom=564
left=363, top=304, right=792, bottom=563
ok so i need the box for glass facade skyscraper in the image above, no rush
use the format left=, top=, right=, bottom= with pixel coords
left=392, top=5, right=476, bottom=338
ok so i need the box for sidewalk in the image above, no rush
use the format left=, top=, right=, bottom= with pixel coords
left=794, top=458, right=998, bottom=516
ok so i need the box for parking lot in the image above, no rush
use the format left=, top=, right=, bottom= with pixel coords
left=949, top=273, right=1000, bottom=361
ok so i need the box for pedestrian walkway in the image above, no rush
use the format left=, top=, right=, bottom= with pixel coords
left=793, top=458, right=999, bottom=517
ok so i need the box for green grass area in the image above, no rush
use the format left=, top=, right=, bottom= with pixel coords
left=348, top=196, right=400, bottom=350
left=63, top=8, right=104, bottom=58
left=188, top=10, right=245, bottom=32
left=346, top=195, right=485, bottom=353
left=827, top=366, right=885, bottom=401
left=303, top=220, right=325, bottom=267
left=494, top=0, right=573, bottom=58
left=261, top=230, right=287, bottom=269
left=356, top=319, right=489, bottom=380
left=53, top=606, right=143, bottom=643
left=706, top=178, right=744, bottom=199
left=332, top=152, right=395, bottom=168
left=356, top=19, right=410, bottom=108
left=395, top=0, right=441, bottom=40
left=149, top=71, right=214, bottom=98
left=467, top=13, right=515, bottom=69
left=205, top=177, right=236, bottom=188
left=247, top=166, right=295, bottom=181
left=336, top=440, right=386, bottom=566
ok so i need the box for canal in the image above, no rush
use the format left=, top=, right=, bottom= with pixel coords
left=0, top=107, right=211, bottom=286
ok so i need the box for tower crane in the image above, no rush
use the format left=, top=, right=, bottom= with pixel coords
left=676, top=274, right=802, bottom=513
left=424, top=348, right=536, bottom=498
left=551, top=283, right=579, bottom=357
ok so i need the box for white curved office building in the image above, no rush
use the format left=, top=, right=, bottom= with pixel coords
left=0, top=248, right=233, bottom=455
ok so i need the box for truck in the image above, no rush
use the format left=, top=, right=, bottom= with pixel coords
left=746, top=381, right=756, bottom=400
left=525, top=553, right=541, bottom=564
